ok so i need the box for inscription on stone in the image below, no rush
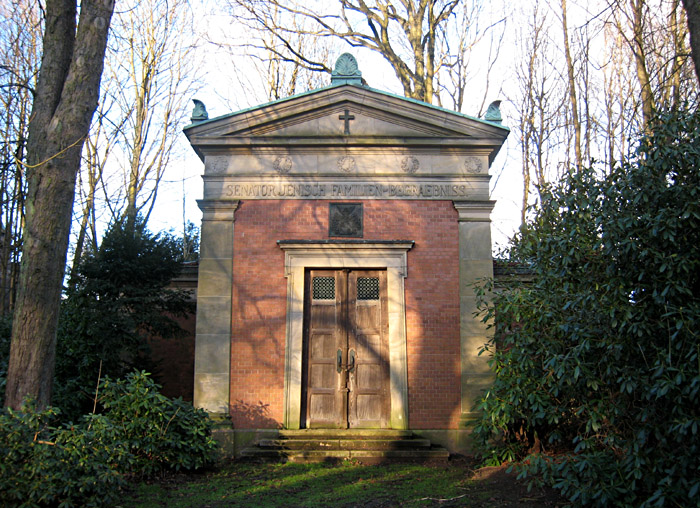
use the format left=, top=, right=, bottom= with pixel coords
left=223, top=182, right=475, bottom=199
left=329, top=203, right=363, bottom=237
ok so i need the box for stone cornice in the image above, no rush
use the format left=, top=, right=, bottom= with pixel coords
left=185, top=86, right=509, bottom=164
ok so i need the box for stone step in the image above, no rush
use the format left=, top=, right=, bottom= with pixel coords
left=257, top=438, right=432, bottom=450
left=240, top=447, right=450, bottom=463
left=241, top=430, right=449, bottom=464
left=277, top=429, right=414, bottom=440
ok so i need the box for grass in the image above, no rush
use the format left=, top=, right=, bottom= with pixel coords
left=120, top=460, right=482, bottom=508
left=119, top=459, right=565, bottom=508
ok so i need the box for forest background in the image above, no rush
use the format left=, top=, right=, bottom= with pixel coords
left=1, top=0, right=698, bottom=407
left=6, top=0, right=699, bottom=295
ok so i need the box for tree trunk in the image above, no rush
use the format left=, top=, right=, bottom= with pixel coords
left=69, top=136, right=103, bottom=289
left=561, top=0, right=583, bottom=169
left=4, top=0, right=114, bottom=410
left=630, top=0, right=656, bottom=125
left=682, top=0, right=700, bottom=85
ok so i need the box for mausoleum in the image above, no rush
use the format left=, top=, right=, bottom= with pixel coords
left=184, top=54, right=509, bottom=458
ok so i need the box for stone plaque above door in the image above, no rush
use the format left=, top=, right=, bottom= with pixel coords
left=329, top=203, right=363, bottom=238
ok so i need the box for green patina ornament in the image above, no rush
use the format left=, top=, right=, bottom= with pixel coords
left=484, top=100, right=502, bottom=124
left=331, top=53, right=365, bottom=86
left=191, top=99, right=209, bottom=123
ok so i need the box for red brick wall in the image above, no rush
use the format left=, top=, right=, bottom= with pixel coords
left=149, top=313, right=196, bottom=401
left=230, top=199, right=461, bottom=429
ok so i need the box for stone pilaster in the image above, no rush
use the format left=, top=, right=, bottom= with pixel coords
left=193, top=200, right=239, bottom=415
left=453, top=201, right=495, bottom=424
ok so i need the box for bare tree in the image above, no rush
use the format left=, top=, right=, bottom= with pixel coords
left=67, top=0, right=200, bottom=270
left=600, top=23, right=637, bottom=170
left=435, top=0, right=506, bottom=113
left=663, top=0, right=689, bottom=107
left=217, top=3, right=334, bottom=106
left=4, top=0, right=114, bottom=409
left=106, top=0, right=199, bottom=226
left=631, top=0, right=657, bottom=123
left=227, top=0, right=463, bottom=104
left=560, top=0, right=584, bottom=169
left=68, top=96, right=120, bottom=286
left=508, top=0, right=697, bottom=227
left=0, top=0, right=41, bottom=316
left=255, top=15, right=332, bottom=101
left=511, top=1, right=568, bottom=221
left=604, top=0, right=697, bottom=126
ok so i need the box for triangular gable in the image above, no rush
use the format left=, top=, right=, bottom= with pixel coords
left=184, top=85, right=509, bottom=161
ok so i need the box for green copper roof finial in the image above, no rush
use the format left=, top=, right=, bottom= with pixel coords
left=191, top=99, right=209, bottom=123
left=484, top=100, right=502, bottom=124
left=331, top=53, right=365, bottom=86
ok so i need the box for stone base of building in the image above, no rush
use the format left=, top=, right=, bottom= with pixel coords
left=411, top=429, right=475, bottom=457
left=211, top=426, right=476, bottom=459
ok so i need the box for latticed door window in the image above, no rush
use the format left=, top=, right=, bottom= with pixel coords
left=312, top=276, right=336, bottom=300
left=357, top=277, right=380, bottom=300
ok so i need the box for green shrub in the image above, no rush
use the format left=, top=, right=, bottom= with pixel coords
left=473, top=108, right=700, bottom=507
left=0, top=403, right=125, bottom=508
left=97, top=371, right=218, bottom=475
left=55, top=217, right=194, bottom=421
left=0, top=372, right=217, bottom=507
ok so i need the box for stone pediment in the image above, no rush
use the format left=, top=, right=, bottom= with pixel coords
left=184, top=57, right=509, bottom=202
left=184, top=85, right=509, bottom=152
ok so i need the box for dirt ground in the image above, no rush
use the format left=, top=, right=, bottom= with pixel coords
left=450, top=458, right=566, bottom=507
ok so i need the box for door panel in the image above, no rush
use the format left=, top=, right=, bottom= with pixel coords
left=303, top=269, right=389, bottom=429
left=348, top=271, right=389, bottom=428
left=304, top=270, right=346, bottom=428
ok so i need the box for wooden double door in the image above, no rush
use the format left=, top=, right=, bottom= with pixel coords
left=302, top=269, right=389, bottom=428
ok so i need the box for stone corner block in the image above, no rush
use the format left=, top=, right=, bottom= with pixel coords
left=211, top=427, right=235, bottom=459
left=194, top=373, right=230, bottom=413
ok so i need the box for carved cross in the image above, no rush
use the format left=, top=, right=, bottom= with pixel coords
left=338, top=109, right=355, bottom=135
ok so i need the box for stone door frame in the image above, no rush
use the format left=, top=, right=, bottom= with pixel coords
left=278, top=241, right=413, bottom=430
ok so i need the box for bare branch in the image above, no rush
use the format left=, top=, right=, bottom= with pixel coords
left=222, top=0, right=475, bottom=103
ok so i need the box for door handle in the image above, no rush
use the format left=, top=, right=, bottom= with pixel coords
left=348, top=349, right=356, bottom=373
left=337, top=349, right=356, bottom=373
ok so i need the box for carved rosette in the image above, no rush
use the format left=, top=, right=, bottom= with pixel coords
left=400, top=156, right=420, bottom=174
left=464, top=156, right=485, bottom=174
left=273, top=155, right=293, bottom=174
left=337, top=156, right=356, bottom=173
left=206, top=156, right=229, bottom=175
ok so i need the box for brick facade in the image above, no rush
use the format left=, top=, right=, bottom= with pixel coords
left=230, top=199, right=461, bottom=429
